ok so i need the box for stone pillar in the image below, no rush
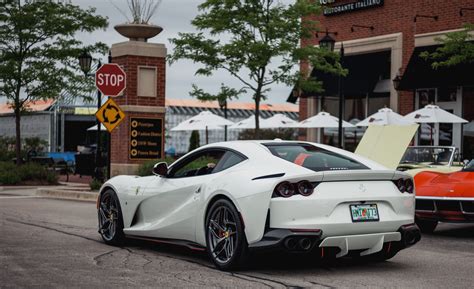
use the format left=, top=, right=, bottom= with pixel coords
left=110, top=39, right=166, bottom=176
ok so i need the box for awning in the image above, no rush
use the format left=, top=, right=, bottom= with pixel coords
left=287, top=51, right=390, bottom=103
left=398, top=44, right=474, bottom=90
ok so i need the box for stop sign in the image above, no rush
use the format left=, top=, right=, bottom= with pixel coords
left=95, top=64, right=127, bottom=96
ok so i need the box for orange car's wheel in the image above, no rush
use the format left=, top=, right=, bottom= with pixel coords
left=416, top=218, right=438, bottom=233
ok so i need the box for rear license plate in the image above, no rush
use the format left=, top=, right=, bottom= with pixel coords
left=350, top=204, right=379, bottom=222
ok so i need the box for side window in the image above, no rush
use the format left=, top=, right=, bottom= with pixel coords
left=213, top=151, right=246, bottom=173
left=169, top=150, right=225, bottom=178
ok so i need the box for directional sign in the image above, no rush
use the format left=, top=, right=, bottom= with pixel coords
left=95, top=98, right=125, bottom=133
left=95, top=63, right=126, bottom=96
left=129, top=117, right=164, bottom=160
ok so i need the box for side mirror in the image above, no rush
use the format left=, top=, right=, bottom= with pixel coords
left=152, top=162, right=168, bottom=177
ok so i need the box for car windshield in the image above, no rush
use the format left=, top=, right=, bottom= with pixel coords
left=264, top=143, right=368, bottom=172
left=400, top=147, right=454, bottom=166
left=464, top=159, right=474, bottom=172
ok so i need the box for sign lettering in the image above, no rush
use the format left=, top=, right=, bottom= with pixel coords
left=129, top=117, right=164, bottom=160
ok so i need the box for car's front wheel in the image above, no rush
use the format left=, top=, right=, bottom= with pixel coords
left=205, top=199, right=248, bottom=271
left=416, top=218, right=438, bottom=233
left=98, top=189, right=125, bottom=245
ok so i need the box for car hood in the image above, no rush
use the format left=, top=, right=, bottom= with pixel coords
left=416, top=171, right=474, bottom=198
left=355, top=124, right=419, bottom=169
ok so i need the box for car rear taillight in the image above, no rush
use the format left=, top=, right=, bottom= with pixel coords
left=405, top=179, right=414, bottom=194
left=297, top=181, right=314, bottom=196
left=274, top=182, right=295, bottom=198
left=393, top=178, right=414, bottom=194
left=273, top=181, right=317, bottom=198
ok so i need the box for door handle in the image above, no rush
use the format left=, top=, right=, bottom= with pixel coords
left=195, top=187, right=201, bottom=194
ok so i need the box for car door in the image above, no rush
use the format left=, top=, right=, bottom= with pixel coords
left=137, top=149, right=226, bottom=242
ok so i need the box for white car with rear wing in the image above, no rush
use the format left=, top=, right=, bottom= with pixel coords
left=97, top=140, right=420, bottom=270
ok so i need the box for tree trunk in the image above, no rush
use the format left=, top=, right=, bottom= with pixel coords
left=14, top=106, right=22, bottom=165
left=254, top=93, right=261, bottom=139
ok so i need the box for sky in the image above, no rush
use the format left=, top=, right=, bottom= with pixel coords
left=73, top=0, right=294, bottom=105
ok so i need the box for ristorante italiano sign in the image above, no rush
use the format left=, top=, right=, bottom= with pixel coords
left=321, top=0, right=384, bottom=16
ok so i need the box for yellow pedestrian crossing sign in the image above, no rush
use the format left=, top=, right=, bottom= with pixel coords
left=96, top=98, right=125, bottom=133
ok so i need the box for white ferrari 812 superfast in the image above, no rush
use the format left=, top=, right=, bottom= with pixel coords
left=97, top=140, right=420, bottom=270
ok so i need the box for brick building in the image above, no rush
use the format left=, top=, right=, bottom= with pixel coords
left=292, top=0, right=474, bottom=157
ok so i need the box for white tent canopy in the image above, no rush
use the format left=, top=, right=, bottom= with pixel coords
left=260, top=113, right=298, bottom=128
left=229, top=114, right=265, bottom=129
left=298, top=111, right=355, bottom=128
left=171, top=111, right=234, bottom=131
left=356, top=107, right=414, bottom=126
left=404, top=104, right=468, bottom=124
left=87, top=123, right=107, bottom=131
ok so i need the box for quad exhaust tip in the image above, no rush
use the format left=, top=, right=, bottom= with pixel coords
left=284, top=237, right=313, bottom=251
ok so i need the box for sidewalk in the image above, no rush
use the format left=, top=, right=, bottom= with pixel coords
left=36, top=182, right=98, bottom=202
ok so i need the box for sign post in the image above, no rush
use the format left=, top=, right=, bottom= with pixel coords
left=95, top=63, right=127, bottom=180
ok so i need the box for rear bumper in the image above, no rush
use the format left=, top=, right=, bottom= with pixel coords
left=250, top=224, right=420, bottom=257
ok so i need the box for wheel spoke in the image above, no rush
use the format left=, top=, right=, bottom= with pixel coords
left=99, top=207, right=107, bottom=220
left=210, top=219, right=225, bottom=232
left=225, top=238, right=233, bottom=259
left=100, top=219, right=110, bottom=231
left=212, top=237, right=226, bottom=254
left=208, top=225, right=220, bottom=239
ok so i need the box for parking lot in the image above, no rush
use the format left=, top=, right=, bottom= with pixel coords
left=1, top=191, right=473, bottom=288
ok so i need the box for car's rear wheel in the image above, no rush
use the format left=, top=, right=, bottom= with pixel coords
left=416, top=218, right=438, bottom=233
left=98, top=189, right=125, bottom=245
left=205, top=199, right=248, bottom=271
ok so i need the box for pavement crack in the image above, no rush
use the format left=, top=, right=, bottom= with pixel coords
left=93, top=248, right=121, bottom=266
left=229, top=272, right=274, bottom=288
left=5, top=218, right=101, bottom=244
left=233, top=272, right=304, bottom=288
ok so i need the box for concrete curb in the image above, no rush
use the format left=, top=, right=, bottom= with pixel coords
left=36, top=188, right=98, bottom=203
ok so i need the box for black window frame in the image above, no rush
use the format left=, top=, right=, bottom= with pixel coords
left=167, top=147, right=247, bottom=179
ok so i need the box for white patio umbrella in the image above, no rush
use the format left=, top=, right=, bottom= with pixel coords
left=228, top=114, right=265, bottom=129
left=171, top=111, right=234, bottom=144
left=464, top=121, right=474, bottom=137
left=356, top=107, right=415, bottom=126
left=404, top=104, right=468, bottom=145
left=298, top=111, right=355, bottom=128
left=260, top=113, right=299, bottom=128
left=298, top=111, right=354, bottom=143
left=87, top=124, right=107, bottom=131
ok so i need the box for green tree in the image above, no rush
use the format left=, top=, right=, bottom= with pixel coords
left=0, top=0, right=108, bottom=165
left=420, top=23, right=474, bottom=68
left=169, top=0, right=345, bottom=133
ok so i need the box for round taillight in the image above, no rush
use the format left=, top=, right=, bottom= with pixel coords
left=397, top=178, right=406, bottom=192
left=274, top=182, right=295, bottom=198
left=405, top=179, right=414, bottom=194
left=297, top=181, right=314, bottom=196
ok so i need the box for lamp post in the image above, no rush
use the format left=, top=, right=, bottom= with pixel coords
left=319, top=30, right=345, bottom=149
left=78, top=51, right=103, bottom=181
left=218, top=98, right=228, bottom=141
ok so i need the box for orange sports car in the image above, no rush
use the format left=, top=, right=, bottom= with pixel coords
left=414, top=159, right=474, bottom=233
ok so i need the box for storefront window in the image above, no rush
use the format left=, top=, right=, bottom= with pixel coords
left=438, top=87, right=457, bottom=102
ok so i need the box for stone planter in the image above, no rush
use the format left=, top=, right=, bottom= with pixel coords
left=114, top=24, right=163, bottom=42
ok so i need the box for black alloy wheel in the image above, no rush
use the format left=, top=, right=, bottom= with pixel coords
left=205, top=199, right=248, bottom=270
left=98, top=189, right=125, bottom=245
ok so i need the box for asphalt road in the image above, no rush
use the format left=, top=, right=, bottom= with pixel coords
left=1, top=190, right=474, bottom=288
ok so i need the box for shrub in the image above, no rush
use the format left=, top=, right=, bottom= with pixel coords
left=0, top=162, right=58, bottom=185
left=137, top=157, right=176, bottom=176
left=189, top=130, right=200, bottom=152
left=238, top=128, right=296, bottom=140
left=89, top=179, right=103, bottom=191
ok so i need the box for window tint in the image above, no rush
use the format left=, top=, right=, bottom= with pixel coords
left=264, top=143, right=368, bottom=172
left=213, top=151, right=246, bottom=173
left=169, top=150, right=225, bottom=178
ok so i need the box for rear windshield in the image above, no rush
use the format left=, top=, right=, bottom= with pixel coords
left=264, top=143, right=369, bottom=172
